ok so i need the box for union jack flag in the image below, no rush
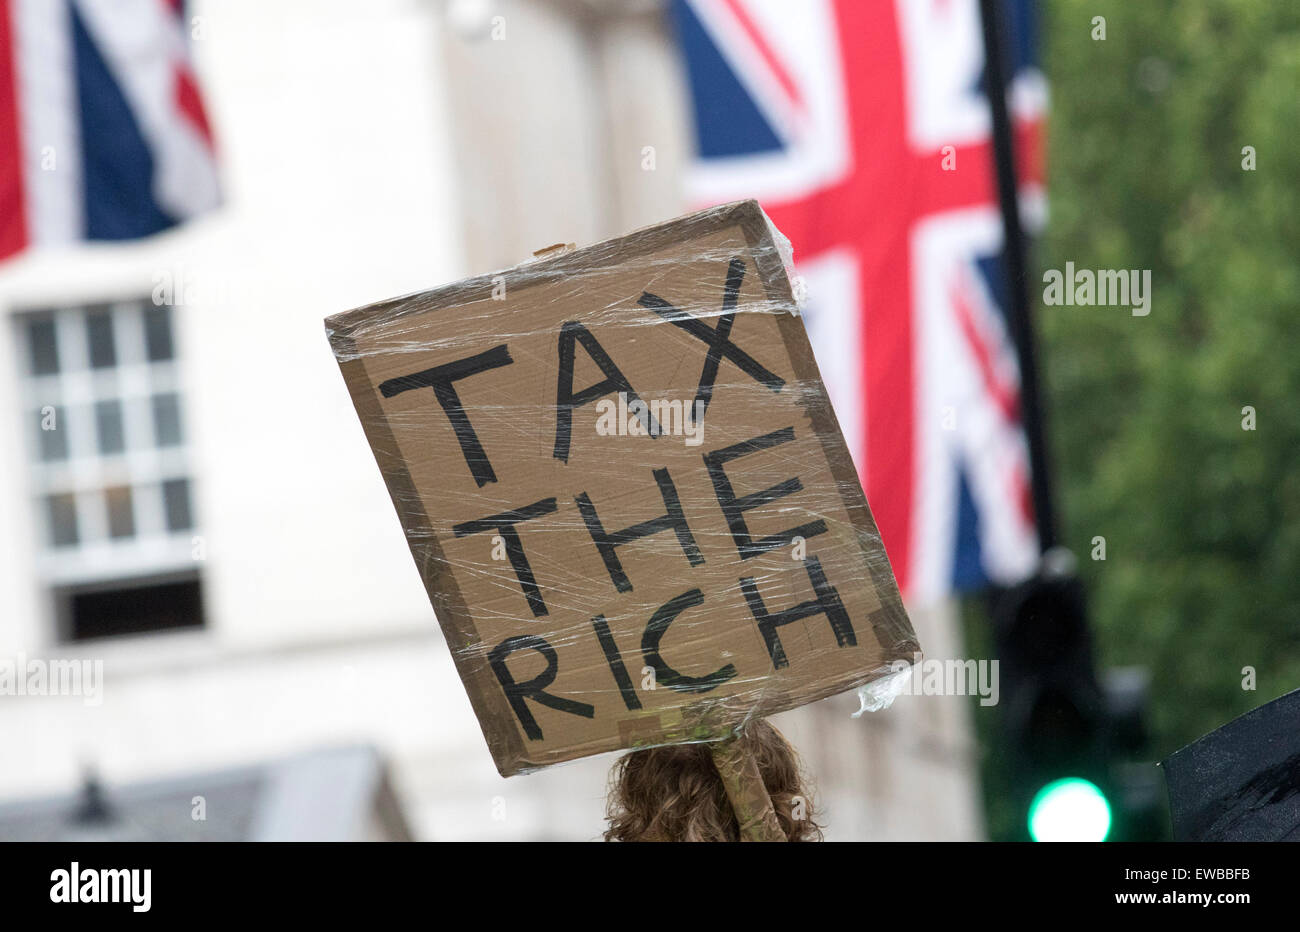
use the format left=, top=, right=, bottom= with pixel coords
left=0, top=0, right=219, bottom=262
left=672, top=0, right=1044, bottom=605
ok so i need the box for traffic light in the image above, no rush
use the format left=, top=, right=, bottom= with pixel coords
left=1103, top=667, right=1167, bottom=840
left=993, top=553, right=1112, bottom=840
left=1027, top=777, right=1112, bottom=842
left=991, top=552, right=1162, bottom=840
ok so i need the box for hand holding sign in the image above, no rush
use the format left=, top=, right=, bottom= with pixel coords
left=326, top=200, right=919, bottom=776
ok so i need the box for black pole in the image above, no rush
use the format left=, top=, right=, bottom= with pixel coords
left=977, top=0, right=1057, bottom=552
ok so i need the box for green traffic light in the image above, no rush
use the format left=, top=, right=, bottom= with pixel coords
left=1028, top=777, right=1112, bottom=841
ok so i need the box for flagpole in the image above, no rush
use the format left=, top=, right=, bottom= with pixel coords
left=977, top=0, right=1057, bottom=553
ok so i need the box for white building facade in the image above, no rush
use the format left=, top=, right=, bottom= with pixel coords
left=0, top=0, right=983, bottom=841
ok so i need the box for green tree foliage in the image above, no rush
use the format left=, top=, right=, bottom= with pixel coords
left=1038, top=0, right=1300, bottom=760
left=968, top=0, right=1300, bottom=839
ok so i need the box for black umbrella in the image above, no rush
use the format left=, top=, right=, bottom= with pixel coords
left=1162, top=688, right=1300, bottom=841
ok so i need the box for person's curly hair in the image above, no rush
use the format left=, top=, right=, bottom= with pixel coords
left=603, top=719, right=822, bottom=841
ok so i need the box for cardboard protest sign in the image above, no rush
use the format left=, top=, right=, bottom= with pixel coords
left=326, top=200, right=919, bottom=776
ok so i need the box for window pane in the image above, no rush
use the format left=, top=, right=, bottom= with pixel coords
left=105, top=485, right=135, bottom=539
left=95, top=400, right=126, bottom=454
left=64, top=575, right=204, bottom=640
left=27, top=317, right=59, bottom=375
left=36, top=407, right=68, bottom=461
left=152, top=393, right=182, bottom=446
left=86, top=307, right=117, bottom=368
left=47, top=493, right=79, bottom=547
left=144, top=305, right=174, bottom=361
left=162, top=478, right=192, bottom=532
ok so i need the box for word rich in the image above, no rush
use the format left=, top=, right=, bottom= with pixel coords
left=378, top=260, right=860, bottom=742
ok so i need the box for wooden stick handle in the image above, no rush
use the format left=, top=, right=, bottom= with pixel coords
left=710, top=734, right=786, bottom=842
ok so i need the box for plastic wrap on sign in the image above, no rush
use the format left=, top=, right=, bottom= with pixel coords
left=324, top=200, right=921, bottom=777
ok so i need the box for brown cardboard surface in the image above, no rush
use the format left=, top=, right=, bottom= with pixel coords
left=325, top=200, right=920, bottom=776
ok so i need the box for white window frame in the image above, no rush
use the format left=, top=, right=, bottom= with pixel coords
left=15, top=297, right=199, bottom=589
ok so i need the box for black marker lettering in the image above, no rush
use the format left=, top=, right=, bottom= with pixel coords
left=453, top=497, right=557, bottom=617
left=488, top=635, right=595, bottom=740
left=638, top=257, right=784, bottom=420
left=575, top=467, right=704, bottom=593
left=554, top=321, right=658, bottom=462
left=704, top=426, right=827, bottom=559
left=379, top=344, right=513, bottom=488
left=591, top=615, right=641, bottom=711
left=641, top=588, right=736, bottom=694
left=739, top=556, right=856, bottom=670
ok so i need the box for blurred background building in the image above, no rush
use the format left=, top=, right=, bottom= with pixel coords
left=0, top=0, right=985, bottom=840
